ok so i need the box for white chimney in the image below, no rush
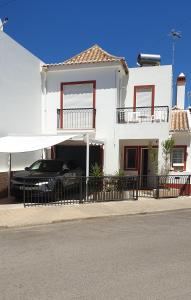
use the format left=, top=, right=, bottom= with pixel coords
left=0, top=19, right=3, bottom=31
left=176, top=73, right=186, bottom=109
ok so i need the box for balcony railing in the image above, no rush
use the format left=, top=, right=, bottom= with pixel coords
left=117, top=106, right=169, bottom=124
left=57, top=108, right=96, bottom=129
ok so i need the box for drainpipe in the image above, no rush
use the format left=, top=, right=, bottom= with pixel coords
left=8, top=153, right=11, bottom=199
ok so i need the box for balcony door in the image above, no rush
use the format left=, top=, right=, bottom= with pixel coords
left=59, top=81, right=96, bottom=129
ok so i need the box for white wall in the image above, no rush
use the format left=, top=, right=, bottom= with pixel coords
left=0, top=32, right=44, bottom=171
left=124, top=65, right=172, bottom=108
left=44, top=65, right=121, bottom=174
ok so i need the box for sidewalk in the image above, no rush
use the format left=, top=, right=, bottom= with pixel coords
left=1, top=197, right=191, bottom=229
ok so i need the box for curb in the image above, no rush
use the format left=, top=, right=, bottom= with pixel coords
left=1, top=206, right=191, bottom=231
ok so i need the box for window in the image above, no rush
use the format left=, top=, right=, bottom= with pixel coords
left=134, top=85, right=155, bottom=114
left=172, top=147, right=186, bottom=171
left=124, top=147, right=138, bottom=170
left=63, top=83, right=94, bottom=109
left=59, top=81, right=96, bottom=129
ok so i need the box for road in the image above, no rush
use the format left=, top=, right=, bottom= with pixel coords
left=1, top=211, right=191, bottom=299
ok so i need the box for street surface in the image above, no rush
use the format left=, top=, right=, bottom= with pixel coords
left=1, top=211, right=191, bottom=299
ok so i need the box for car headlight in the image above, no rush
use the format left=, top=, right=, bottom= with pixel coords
left=35, top=181, right=49, bottom=186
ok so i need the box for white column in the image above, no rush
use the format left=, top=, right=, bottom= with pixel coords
left=158, top=140, right=164, bottom=175
left=104, top=138, right=119, bottom=175
left=176, top=73, right=186, bottom=109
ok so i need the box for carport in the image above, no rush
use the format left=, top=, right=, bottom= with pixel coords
left=0, top=134, right=104, bottom=198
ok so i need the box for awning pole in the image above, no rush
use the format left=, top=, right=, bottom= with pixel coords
left=8, top=153, right=11, bottom=199
left=86, top=133, right=89, bottom=177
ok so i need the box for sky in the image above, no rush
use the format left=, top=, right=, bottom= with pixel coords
left=1, top=0, right=191, bottom=106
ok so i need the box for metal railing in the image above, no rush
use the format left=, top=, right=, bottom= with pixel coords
left=138, top=175, right=190, bottom=198
left=57, top=108, right=96, bottom=129
left=117, top=106, right=169, bottom=124
left=18, top=176, right=138, bottom=206
left=12, top=174, right=191, bottom=206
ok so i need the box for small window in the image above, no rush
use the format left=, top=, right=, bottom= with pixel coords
left=124, top=148, right=138, bottom=170
left=172, top=148, right=186, bottom=171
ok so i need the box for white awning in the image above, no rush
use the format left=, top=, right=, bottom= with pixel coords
left=0, top=134, right=78, bottom=153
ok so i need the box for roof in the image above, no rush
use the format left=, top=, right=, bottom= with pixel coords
left=43, top=44, right=128, bottom=74
left=170, top=109, right=189, bottom=132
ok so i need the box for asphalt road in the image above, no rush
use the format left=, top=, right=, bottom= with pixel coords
left=1, top=211, right=191, bottom=300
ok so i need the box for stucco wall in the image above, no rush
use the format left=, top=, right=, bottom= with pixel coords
left=124, top=65, right=172, bottom=108
left=0, top=32, right=43, bottom=172
left=44, top=65, right=121, bottom=174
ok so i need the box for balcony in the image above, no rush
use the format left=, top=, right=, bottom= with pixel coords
left=117, top=106, right=169, bottom=124
left=57, top=108, right=96, bottom=130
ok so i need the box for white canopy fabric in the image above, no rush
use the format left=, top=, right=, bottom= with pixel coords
left=0, top=134, right=77, bottom=153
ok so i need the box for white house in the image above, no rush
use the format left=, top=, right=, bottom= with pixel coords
left=41, top=44, right=172, bottom=177
left=0, top=30, right=190, bottom=197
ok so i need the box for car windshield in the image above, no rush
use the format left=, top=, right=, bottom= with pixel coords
left=30, top=160, right=64, bottom=172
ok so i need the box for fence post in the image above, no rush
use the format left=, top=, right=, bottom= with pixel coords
left=79, top=177, right=83, bottom=204
left=135, top=176, right=139, bottom=200
left=23, top=179, right=26, bottom=207
left=155, top=175, right=160, bottom=199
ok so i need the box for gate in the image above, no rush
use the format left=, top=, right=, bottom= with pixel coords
left=138, top=175, right=190, bottom=198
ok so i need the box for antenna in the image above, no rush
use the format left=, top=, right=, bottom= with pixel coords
left=169, top=29, right=182, bottom=106
left=0, top=17, right=8, bottom=31
left=169, top=29, right=182, bottom=69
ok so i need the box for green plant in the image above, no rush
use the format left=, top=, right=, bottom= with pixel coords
left=115, top=169, right=125, bottom=177
left=90, top=163, right=103, bottom=177
left=161, top=138, right=175, bottom=175
left=148, top=142, right=158, bottom=175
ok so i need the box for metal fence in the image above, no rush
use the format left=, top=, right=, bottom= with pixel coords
left=22, top=176, right=138, bottom=207
left=138, top=175, right=190, bottom=198
left=57, top=108, right=96, bottom=129
left=14, top=174, right=191, bottom=206
left=117, top=106, right=169, bottom=124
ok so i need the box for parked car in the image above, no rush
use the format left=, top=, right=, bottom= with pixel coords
left=11, top=159, right=84, bottom=201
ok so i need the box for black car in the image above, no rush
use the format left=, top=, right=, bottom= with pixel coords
left=11, top=159, right=83, bottom=201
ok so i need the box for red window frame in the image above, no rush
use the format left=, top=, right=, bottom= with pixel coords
left=133, top=85, right=155, bottom=115
left=172, top=146, right=187, bottom=171
left=60, top=80, right=96, bottom=129
left=124, top=146, right=138, bottom=170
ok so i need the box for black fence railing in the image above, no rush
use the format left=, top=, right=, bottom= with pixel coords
left=57, top=108, right=96, bottom=129
left=117, top=106, right=169, bottom=123
left=12, top=174, right=191, bottom=206
left=20, top=176, right=138, bottom=206
left=137, top=175, right=190, bottom=198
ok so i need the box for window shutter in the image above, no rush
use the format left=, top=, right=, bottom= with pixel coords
left=63, top=84, right=93, bottom=109
left=136, top=87, right=152, bottom=107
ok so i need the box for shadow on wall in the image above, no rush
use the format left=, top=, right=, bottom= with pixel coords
left=45, top=68, right=129, bottom=94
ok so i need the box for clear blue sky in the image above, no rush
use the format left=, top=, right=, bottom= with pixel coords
left=1, top=0, right=191, bottom=106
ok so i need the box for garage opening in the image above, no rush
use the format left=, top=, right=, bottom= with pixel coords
left=55, top=145, right=103, bottom=175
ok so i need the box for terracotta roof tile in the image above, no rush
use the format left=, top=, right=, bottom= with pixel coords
left=43, top=44, right=128, bottom=74
left=170, top=110, right=189, bottom=132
